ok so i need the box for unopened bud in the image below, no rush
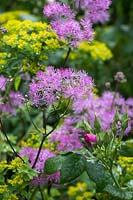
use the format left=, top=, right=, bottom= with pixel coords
left=105, top=82, right=111, bottom=88
left=84, top=133, right=97, bottom=146
left=114, top=72, right=127, bottom=83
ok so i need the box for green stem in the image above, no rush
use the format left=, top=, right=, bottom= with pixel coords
left=30, top=187, right=38, bottom=200
left=39, top=187, right=45, bottom=200
left=109, top=169, right=121, bottom=188
left=111, top=83, right=119, bottom=110
left=98, top=157, right=120, bottom=188
left=63, top=47, right=71, bottom=68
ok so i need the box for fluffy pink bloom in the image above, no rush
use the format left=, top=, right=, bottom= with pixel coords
left=0, top=75, right=8, bottom=91
left=43, top=2, right=74, bottom=19
left=50, top=117, right=83, bottom=151
left=20, top=147, right=60, bottom=185
left=126, top=98, right=133, bottom=118
left=0, top=91, right=24, bottom=115
left=86, top=10, right=109, bottom=24
left=50, top=19, right=82, bottom=46
left=80, top=18, right=94, bottom=41
left=75, top=0, right=112, bottom=23
left=43, top=1, right=95, bottom=46
left=29, top=66, right=93, bottom=107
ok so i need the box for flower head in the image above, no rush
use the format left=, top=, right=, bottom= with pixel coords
left=114, top=71, right=127, bottom=83
left=0, top=75, right=8, bottom=91
left=84, top=133, right=97, bottom=146
left=43, top=0, right=112, bottom=46
left=43, top=2, right=75, bottom=19
left=20, top=147, right=60, bottom=185
left=29, top=66, right=93, bottom=107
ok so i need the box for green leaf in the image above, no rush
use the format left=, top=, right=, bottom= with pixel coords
left=60, top=153, right=86, bottom=183
left=103, top=132, right=112, bottom=148
left=14, top=76, right=21, bottom=91
left=119, top=145, right=133, bottom=157
left=86, top=160, right=113, bottom=191
left=94, top=116, right=101, bottom=133
left=104, top=184, right=133, bottom=200
left=121, top=113, right=130, bottom=131
left=44, top=155, right=65, bottom=175
left=44, top=152, right=86, bottom=183
left=114, top=110, right=120, bottom=123
left=76, top=120, right=92, bottom=132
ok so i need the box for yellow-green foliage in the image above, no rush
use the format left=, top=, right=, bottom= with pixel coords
left=0, top=52, right=9, bottom=65
left=0, top=185, right=8, bottom=194
left=8, top=194, right=19, bottom=200
left=0, top=10, right=29, bottom=24
left=8, top=157, right=24, bottom=171
left=67, top=182, right=94, bottom=200
left=21, top=133, right=56, bottom=151
left=0, top=157, right=37, bottom=199
left=70, top=40, right=112, bottom=62
left=0, top=20, right=65, bottom=73
left=118, top=156, right=133, bottom=175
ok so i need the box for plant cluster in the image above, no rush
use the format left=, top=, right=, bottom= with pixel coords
left=0, top=0, right=133, bottom=200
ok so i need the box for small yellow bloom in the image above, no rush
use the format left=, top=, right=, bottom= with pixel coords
left=118, top=156, right=133, bottom=174
left=76, top=196, right=84, bottom=200
left=8, top=194, right=19, bottom=200
left=83, top=191, right=93, bottom=198
left=0, top=185, right=8, bottom=193
left=69, top=40, right=112, bottom=62
left=0, top=160, right=8, bottom=170
left=8, top=157, right=23, bottom=170
left=8, top=174, right=24, bottom=186
left=67, top=186, right=79, bottom=196
left=79, top=41, right=113, bottom=61
left=0, top=19, right=65, bottom=73
left=76, top=182, right=87, bottom=191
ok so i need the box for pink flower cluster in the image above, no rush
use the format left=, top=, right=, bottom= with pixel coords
left=43, top=0, right=112, bottom=46
left=29, top=66, right=93, bottom=107
left=76, top=0, right=112, bottom=24
left=48, top=91, right=132, bottom=153
left=44, top=2, right=74, bottom=19
left=51, top=117, right=83, bottom=151
left=0, top=75, right=24, bottom=115
left=0, top=75, right=8, bottom=91
left=0, top=91, right=24, bottom=115
left=73, top=91, right=133, bottom=133
left=20, top=147, right=60, bottom=185
left=43, top=1, right=94, bottom=46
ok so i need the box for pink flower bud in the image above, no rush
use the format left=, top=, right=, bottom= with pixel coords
left=84, top=133, right=97, bottom=146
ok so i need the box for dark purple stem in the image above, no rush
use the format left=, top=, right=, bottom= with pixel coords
left=32, top=98, right=71, bottom=169
left=63, top=47, right=71, bottom=68
left=0, top=118, right=24, bottom=163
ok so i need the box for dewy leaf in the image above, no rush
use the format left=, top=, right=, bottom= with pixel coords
left=121, top=113, right=130, bottom=131
left=44, top=155, right=65, bottom=175
left=94, top=116, right=101, bottom=133
left=14, top=76, right=21, bottom=91
left=60, top=153, right=86, bottom=183
left=86, top=160, right=113, bottom=191
left=44, top=152, right=86, bottom=183
left=104, top=184, right=133, bottom=200
left=119, top=145, right=133, bottom=157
